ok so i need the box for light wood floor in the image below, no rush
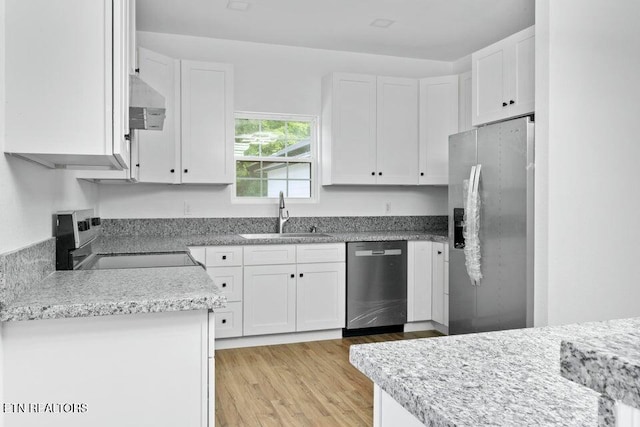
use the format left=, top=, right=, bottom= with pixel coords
left=215, top=330, right=441, bottom=426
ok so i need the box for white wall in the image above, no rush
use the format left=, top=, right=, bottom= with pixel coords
left=0, top=0, right=98, bottom=255
left=535, top=0, right=640, bottom=325
left=98, top=32, right=452, bottom=218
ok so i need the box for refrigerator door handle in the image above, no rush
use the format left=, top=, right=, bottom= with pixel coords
left=463, top=164, right=483, bottom=286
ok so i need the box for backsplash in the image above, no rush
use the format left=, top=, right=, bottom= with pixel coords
left=0, top=238, right=55, bottom=311
left=101, top=216, right=448, bottom=237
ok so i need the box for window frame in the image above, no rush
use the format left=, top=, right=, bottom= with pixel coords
left=231, top=111, right=319, bottom=204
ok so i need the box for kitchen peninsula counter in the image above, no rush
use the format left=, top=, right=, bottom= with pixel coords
left=350, top=317, right=640, bottom=426
left=1, top=266, right=225, bottom=322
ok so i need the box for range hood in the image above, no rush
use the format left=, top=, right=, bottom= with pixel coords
left=129, top=75, right=166, bottom=130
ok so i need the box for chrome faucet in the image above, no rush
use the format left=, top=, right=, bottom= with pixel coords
left=277, top=191, right=290, bottom=234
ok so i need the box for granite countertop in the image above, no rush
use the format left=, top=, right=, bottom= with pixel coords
left=2, top=230, right=444, bottom=322
left=94, top=230, right=448, bottom=253
left=560, top=331, right=640, bottom=411
left=350, top=317, right=640, bottom=426
left=1, top=266, right=225, bottom=322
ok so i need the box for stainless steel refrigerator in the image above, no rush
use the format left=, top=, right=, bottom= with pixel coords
left=448, top=116, right=534, bottom=335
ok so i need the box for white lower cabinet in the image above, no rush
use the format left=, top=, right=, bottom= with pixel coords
left=407, top=241, right=448, bottom=327
left=213, top=301, right=243, bottom=338
left=431, top=242, right=447, bottom=325
left=407, top=241, right=433, bottom=322
left=296, top=262, right=346, bottom=332
left=3, top=310, right=210, bottom=427
left=243, top=264, right=297, bottom=336
left=190, top=243, right=346, bottom=344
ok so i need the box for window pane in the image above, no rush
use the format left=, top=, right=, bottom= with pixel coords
left=235, top=118, right=260, bottom=156
left=266, top=180, right=287, bottom=198
left=260, top=138, right=287, bottom=157
left=236, top=160, right=262, bottom=179
left=236, top=179, right=267, bottom=197
left=261, top=161, right=287, bottom=179
left=288, top=180, right=311, bottom=198
left=288, top=163, right=310, bottom=179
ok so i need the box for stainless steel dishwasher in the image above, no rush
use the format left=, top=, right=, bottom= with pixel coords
left=345, top=241, right=407, bottom=335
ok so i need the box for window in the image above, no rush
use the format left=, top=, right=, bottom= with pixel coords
left=234, top=112, right=317, bottom=200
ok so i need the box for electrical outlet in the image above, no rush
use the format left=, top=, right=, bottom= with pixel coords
left=184, top=201, right=192, bottom=216
left=385, top=202, right=391, bottom=214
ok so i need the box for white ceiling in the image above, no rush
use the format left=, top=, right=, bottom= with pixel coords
left=136, top=0, right=535, bottom=62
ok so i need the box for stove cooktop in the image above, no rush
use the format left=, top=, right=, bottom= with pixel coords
left=77, top=252, right=200, bottom=270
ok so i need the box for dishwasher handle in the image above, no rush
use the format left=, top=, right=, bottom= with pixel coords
left=354, top=249, right=403, bottom=257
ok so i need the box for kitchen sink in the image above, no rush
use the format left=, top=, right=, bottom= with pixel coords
left=240, top=233, right=331, bottom=239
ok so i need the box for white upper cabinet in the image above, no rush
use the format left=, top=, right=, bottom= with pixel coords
left=4, top=0, right=132, bottom=170
left=321, top=73, right=419, bottom=185
left=418, top=75, right=459, bottom=185
left=458, top=71, right=473, bottom=133
left=181, top=60, right=235, bottom=184
left=376, top=77, right=419, bottom=185
left=472, top=26, right=535, bottom=126
left=136, top=48, right=181, bottom=183
left=321, top=73, right=377, bottom=185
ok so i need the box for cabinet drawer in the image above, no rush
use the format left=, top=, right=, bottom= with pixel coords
left=243, top=245, right=296, bottom=265
left=213, top=302, right=243, bottom=339
left=205, top=246, right=243, bottom=267
left=296, top=243, right=345, bottom=263
left=207, top=266, right=242, bottom=302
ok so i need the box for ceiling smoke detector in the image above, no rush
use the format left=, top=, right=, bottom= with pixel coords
left=227, top=0, right=251, bottom=12
left=370, top=18, right=395, bottom=29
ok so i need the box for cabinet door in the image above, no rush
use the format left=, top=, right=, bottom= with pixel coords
left=137, top=48, right=181, bottom=183
left=431, top=242, right=446, bottom=325
left=407, top=241, right=433, bottom=322
left=4, top=0, right=126, bottom=169
left=113, top=0, right=131, bottom=170
left=418, top=75, right=459, bottom=185
left=181, top=60, right=234, bottom=184
left=472, top=41, right=508, bottom=126
left=458, top=71, right=473, bottom=133
left=296, top=262, right=346, bottom=332
left=507, top=26, right=535, bottom=118
left=243, top=265, right=296, bottom=336
left=323, top=73, right=377, bottom=185
left=376, top=77, right=419, bottom=185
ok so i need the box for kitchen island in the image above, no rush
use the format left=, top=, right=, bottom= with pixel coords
left=350, top=317, right=640, bottom=426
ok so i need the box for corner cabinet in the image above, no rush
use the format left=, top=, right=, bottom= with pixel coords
left=321, top=73, right=419, bottom=185
left=418, top=75, right=459, bottom=185
left=472, top=25, right=535, bottom=126
left=137, top=55, right=234, bottom=184
left=78, top=51, right=235, bottom=184
left=4, top=0, right=133, bottom=170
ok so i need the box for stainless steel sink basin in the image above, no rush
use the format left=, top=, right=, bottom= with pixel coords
left=240, top=233, right=331, bottom=239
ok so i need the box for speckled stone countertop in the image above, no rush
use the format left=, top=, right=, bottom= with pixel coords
left=1, top=266, right=225, bottom=322
left=350, top=317, right=640, bottom=426
left=1, top=230, right=444, bottom=323
left=94, top=230, right=448, bottom=253
left=561, top=331, right=640, bottom=411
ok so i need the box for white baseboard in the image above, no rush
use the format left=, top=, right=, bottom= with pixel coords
left=215, top=329, right=343, bottom=350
